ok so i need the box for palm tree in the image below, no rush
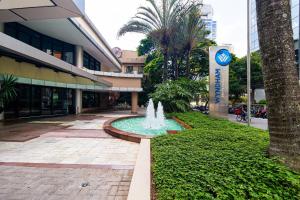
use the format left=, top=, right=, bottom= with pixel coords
left=256, top=0, right=300, bottom=169
left=118, top=0, right=188, bottom=81
left=180, top=5, right=207, bottom=77
left=0, top=75, right=17, bottom=114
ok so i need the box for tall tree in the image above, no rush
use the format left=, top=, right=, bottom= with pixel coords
left=180, top=5, right=207, bottom=77
left=256, top=0, right=300, bottom=168
left=118, top=0, right=185, bottom=81
left=229, top=52, right=264, bottom=103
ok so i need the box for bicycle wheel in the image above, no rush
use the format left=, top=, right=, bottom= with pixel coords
left=236, top=115, right=242, bottom=122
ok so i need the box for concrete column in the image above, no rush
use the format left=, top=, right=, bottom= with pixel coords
left=0, top=23, right=4, bottom=33
left=131, top=92, right=138, bottom=114
left=76, top=89, right=82, bottom=114
left=75, top=46, right=83, bottom=68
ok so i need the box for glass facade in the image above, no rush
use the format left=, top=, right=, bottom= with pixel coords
left=202, top=19, right=217, bottom=41
left=82, top=91, right=103, bottom=108
left=4, top=84, right=75, bottom=119
left=4, top=22, right=75, bottom=65
left=83, top=51, right=101, bottom=71
left=250, top=0, right=299, bottom=52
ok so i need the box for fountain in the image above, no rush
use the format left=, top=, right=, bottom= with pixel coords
left=143, top=99, right=160, bottom=129
left=156, top=101, right=166, bottom=127
left=110, top=98, right=184, bottom=136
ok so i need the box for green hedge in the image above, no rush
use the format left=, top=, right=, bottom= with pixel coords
left=152, top=112, right=300, bottom=200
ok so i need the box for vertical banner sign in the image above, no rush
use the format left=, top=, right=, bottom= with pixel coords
left=209, top=46, right=232, bottom=118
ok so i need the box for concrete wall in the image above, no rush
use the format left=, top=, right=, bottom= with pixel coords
left=101, top=76, right=142, bottom=88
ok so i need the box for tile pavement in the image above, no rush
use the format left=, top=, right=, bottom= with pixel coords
left=0, top=112, right=141, bottom=200
left=0, top=166, right=132, bottom=200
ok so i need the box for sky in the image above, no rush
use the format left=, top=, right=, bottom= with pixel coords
left=85, top=0, right=247, bottom=57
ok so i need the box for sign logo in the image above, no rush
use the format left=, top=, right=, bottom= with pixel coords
left=215, top=49, right=232, bottom=66
left=215, top=68, right=221, bottom=104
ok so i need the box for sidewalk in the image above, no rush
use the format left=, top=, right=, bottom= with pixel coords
left=228, top=114, right=268, bottom=130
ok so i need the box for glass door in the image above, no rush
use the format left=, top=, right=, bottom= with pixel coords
left=41, top=87, right=52, bottom=115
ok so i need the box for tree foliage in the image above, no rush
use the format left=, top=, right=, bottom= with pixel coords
left=0, top=75, right=17, bottom=113
left=229, top=51, right=264, bottom=102
left=150, top=78, right=207, bottom=112
left=118, top=0, right=206, bottom=81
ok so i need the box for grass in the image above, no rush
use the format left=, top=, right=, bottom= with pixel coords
left=151, top=112, right=300, bottom=200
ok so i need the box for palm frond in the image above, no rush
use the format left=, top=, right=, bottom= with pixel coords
left=0, top=74, right=17, bottom=104
left=138, top=6, right=162, bottom=25
left=134, top=12, right=160, bottom=29
left=147, top=0, right=164, bottom=25
left=117, top=20, right=153, bottom=37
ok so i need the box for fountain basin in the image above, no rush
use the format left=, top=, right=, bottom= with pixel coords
left=103, top=116, right=190, bottom=143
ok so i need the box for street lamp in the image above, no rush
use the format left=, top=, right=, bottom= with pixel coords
left=247, top=0, right=251, bottom=126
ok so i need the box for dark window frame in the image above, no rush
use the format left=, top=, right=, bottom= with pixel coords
left=4, top=22, right=75, bottom=65
left=83, top=51, right=101, bottom=71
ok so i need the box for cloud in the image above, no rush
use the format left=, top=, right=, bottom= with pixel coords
left=86, top=0, right=247, bottom=57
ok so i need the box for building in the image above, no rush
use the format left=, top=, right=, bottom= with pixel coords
left=251, top=0, right=299, bottom=57
left=118, top=49, right=146, bottom=74
left=201, top=4, right=217, bottom=41
left=0, top=0, right=143, bottom=120
left=250, top=0, right=299, bottom=101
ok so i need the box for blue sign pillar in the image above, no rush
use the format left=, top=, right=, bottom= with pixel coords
left=209, top=46, right=232, bottom=118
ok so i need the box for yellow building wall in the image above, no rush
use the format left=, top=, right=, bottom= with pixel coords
left=101, top=76, right=141, bottom=88
left=0, top=56, right=94, bottom=85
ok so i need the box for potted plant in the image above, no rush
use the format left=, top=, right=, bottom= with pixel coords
left=0, top=75, right=17, bottom=119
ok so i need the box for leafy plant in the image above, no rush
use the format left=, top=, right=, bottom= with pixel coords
left=150, top=80, right=192, bottom=112
left=152, top=112, right=300, bottom=199
left=0, top=75, right=17, bottom=113
left=150, top=79, right=206, bottom=112
left=259, top=99, right=267, bottom=105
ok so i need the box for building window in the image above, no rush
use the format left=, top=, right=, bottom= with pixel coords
left=82, top=91, right=100, bottom=108
left=4, top=22, right=75, bottom=65
left=138, top=66, right=144, bottom=74
left=95, top=61, right=101, bottom=71
left=42, top=36, right=52, bottom=55
left=126, top=66, right=133, bottom=73
left=83, top=52, right=89, bottom=68
left=90, top=57, right=95, bottom=70
left=83, top=51, right=101, bottom=71
left=63, top=44, right=74, bottom=64
left=53, top=40, right=63, bottom=60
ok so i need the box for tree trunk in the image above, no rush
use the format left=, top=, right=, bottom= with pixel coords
left=163, top=51, right=168, bottom=81
left=174, top=55, right=179, bottom=79
left=256, top=0, right=300, bottom=168
left=186, top=51, right=191, bottom=78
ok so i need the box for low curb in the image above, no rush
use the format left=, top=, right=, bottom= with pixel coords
left=103, top=116, right=152, bottom=143
left=127, top=139, right=151, bottom=200
left=103, top=116, right=192, bottom=143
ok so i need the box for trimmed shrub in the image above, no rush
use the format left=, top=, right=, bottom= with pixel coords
left=152, top=112, right=300, bottom=200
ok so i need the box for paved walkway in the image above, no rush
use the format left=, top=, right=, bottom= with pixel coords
left=0, top=111, right=140, bottom=200
left=228, top=114, right=268, bottom=130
